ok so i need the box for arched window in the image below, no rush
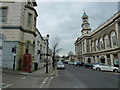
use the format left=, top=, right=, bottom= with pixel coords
left=83, top=41, right=85, bottom=52
left=104, top=35, right=110, bottom=49
left=92, top=41, right=95, bottom=52
left=95, top=40, right=98, bottom=51
left=100, top=37, right=104, bottom=50
left=111, top=31, right=117, bottom=47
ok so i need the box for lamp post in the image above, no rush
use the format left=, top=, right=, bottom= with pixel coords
left=46, top=34, right=49, bottom=73
left=12, top=45, right=16, bottom=70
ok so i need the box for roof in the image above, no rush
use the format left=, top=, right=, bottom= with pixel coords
left=82, top=12, right=88, bottom=18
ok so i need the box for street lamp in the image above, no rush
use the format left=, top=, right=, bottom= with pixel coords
left=46, top=34, right=49, bottom=73
left=12, top=45, right=17, bottom=70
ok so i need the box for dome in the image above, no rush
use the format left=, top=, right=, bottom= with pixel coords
left=82, top=12, right=88, bottom=19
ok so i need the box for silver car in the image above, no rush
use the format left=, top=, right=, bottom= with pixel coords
left=57, top=62, right=65, bottom=69
left=93, top=63, right=119, bottom=73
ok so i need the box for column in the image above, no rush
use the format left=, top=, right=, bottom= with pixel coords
left=115, top=22, right=120, bottom=68
left=115, top=22, right=120, bottom=46
left=90, top=57, right=93, bottom=63
left=110, top=54, right=114, bottom=66
left=95, top=56, right=98, bottom=63
left=85, top=57, right=87, bottom=63
left=118, top=53, right=120, bottom=69
left=104, top=55, right=108, bottom=64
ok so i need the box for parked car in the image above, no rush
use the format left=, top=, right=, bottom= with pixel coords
left=74, top=62, right=77, bottom=65
left=76, top=62, right=84, bottom=66
left=68, top=62, right=74, bottom=65
left=93, top=63, right=119, bottom=73
left=84, top=63, right=101, bottom=69
left=57, top=62, right=65, bottom=69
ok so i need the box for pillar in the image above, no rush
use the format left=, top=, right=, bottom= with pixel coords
left=115, top=20, right=120, bottom=68
left=104, top=55, right=108, bottom=64
left=95, top=56, right=98, bottom=63
left=110, top=54, right=114, bottom=66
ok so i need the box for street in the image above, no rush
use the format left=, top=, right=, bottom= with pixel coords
left=1, top=64, right=120, bottom=88
left=48, top=64, right=120, bottom=88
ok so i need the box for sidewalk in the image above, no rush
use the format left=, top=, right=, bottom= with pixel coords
left=2, top=65, right=57, bottom=77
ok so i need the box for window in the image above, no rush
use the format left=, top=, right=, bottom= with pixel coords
left=83, top=42, right=85, bottom=52
left=34, top=17, right=36, bottom=29
left=104, top=35, right=110, bottom=48
left=0, top=7, right=7, bottom=23
left=27, top=13, right=32, bottom=29
left=111, top=31, right=117, bottom=47
left=26, top=42, right=30, bottom=53
left=95, top=40, right=98, bottom=51
left=92, top=41, right=95, bottom=52
left=100, top=37, right=104, bottom=50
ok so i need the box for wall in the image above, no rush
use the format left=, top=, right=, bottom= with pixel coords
left=2, top=41, right=18, bottom=69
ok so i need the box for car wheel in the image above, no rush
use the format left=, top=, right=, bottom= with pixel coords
left=96, top=68, right=101, bottom=71
left=113, top=69, right=118, bottom=73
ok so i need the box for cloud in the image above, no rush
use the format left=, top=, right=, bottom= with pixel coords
left=36, top=2, right=118, bottom=56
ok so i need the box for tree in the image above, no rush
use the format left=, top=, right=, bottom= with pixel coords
left=68, top=51, right=74, bottom=62
left=51, top=37, right=62, bottom=69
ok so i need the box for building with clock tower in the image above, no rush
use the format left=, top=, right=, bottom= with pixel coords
left=75, top=12, right=92, bottom=63
left=81, top=12, right=91, bottom=35
left=75, top=11, right=120, bottom=68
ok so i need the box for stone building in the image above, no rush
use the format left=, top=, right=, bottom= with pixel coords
left=34, top=29, right=52, bottom=70
left=0, top=34, right=4, bottom=68
left=75, top=11, right=120, bottom=68
left=0, top=0, right=38, bottom=70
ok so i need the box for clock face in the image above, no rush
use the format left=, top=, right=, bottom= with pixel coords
left=85, top=24, right=89, bottom=28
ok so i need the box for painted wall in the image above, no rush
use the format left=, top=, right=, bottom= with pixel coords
left=2, top=41, right=18, bottom=69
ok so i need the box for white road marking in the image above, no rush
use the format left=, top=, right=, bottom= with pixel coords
left=2, top=84, right=13, bottom=88
left=40, top=77, right=49, bottom=88
left=22, top=75, right=30, bottom=79
left=40, top=76, right=54, bottom=88
left=113, top=73, right=120, bottom=75
left=0, top=83, right=13, bottom=89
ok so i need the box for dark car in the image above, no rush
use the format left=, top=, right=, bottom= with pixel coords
left=84, top=63, right=101, bottom=69
left=76, top=62, right=84, bottom=67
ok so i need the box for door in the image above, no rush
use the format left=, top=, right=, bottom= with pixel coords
left=22, top=54, right=31, bottom=72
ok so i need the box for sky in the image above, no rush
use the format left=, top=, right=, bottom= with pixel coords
left=35, top=0, right=119, bottom=56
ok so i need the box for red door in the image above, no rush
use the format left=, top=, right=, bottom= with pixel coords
left=22, top=54, right=31, bottom=72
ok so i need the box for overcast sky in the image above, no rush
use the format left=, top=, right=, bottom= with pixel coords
left=35, top=1, right=119, bottom=56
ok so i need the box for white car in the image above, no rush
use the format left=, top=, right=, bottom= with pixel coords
left=57, top=62, right=65, bottom=69
left=93, top=63, right=119, bottom=73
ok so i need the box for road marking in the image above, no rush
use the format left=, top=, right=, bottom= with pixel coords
left=40, top=77, right=54, bottom=88
left=113, top=73, right=120, bottom=75
left=2, top=84, right=13, bottom=88
left=0, top=83, right=13, bottom=89
left=22, top=75, right=30, bottom=79
left=46, top=77, right=53, bottom=87
left=55, top=70, right=58, bottom=76
left=40, top=77, right=49, bottom=88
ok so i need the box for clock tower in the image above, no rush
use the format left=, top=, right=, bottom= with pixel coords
left=81, top=12, right=91, bottom=35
